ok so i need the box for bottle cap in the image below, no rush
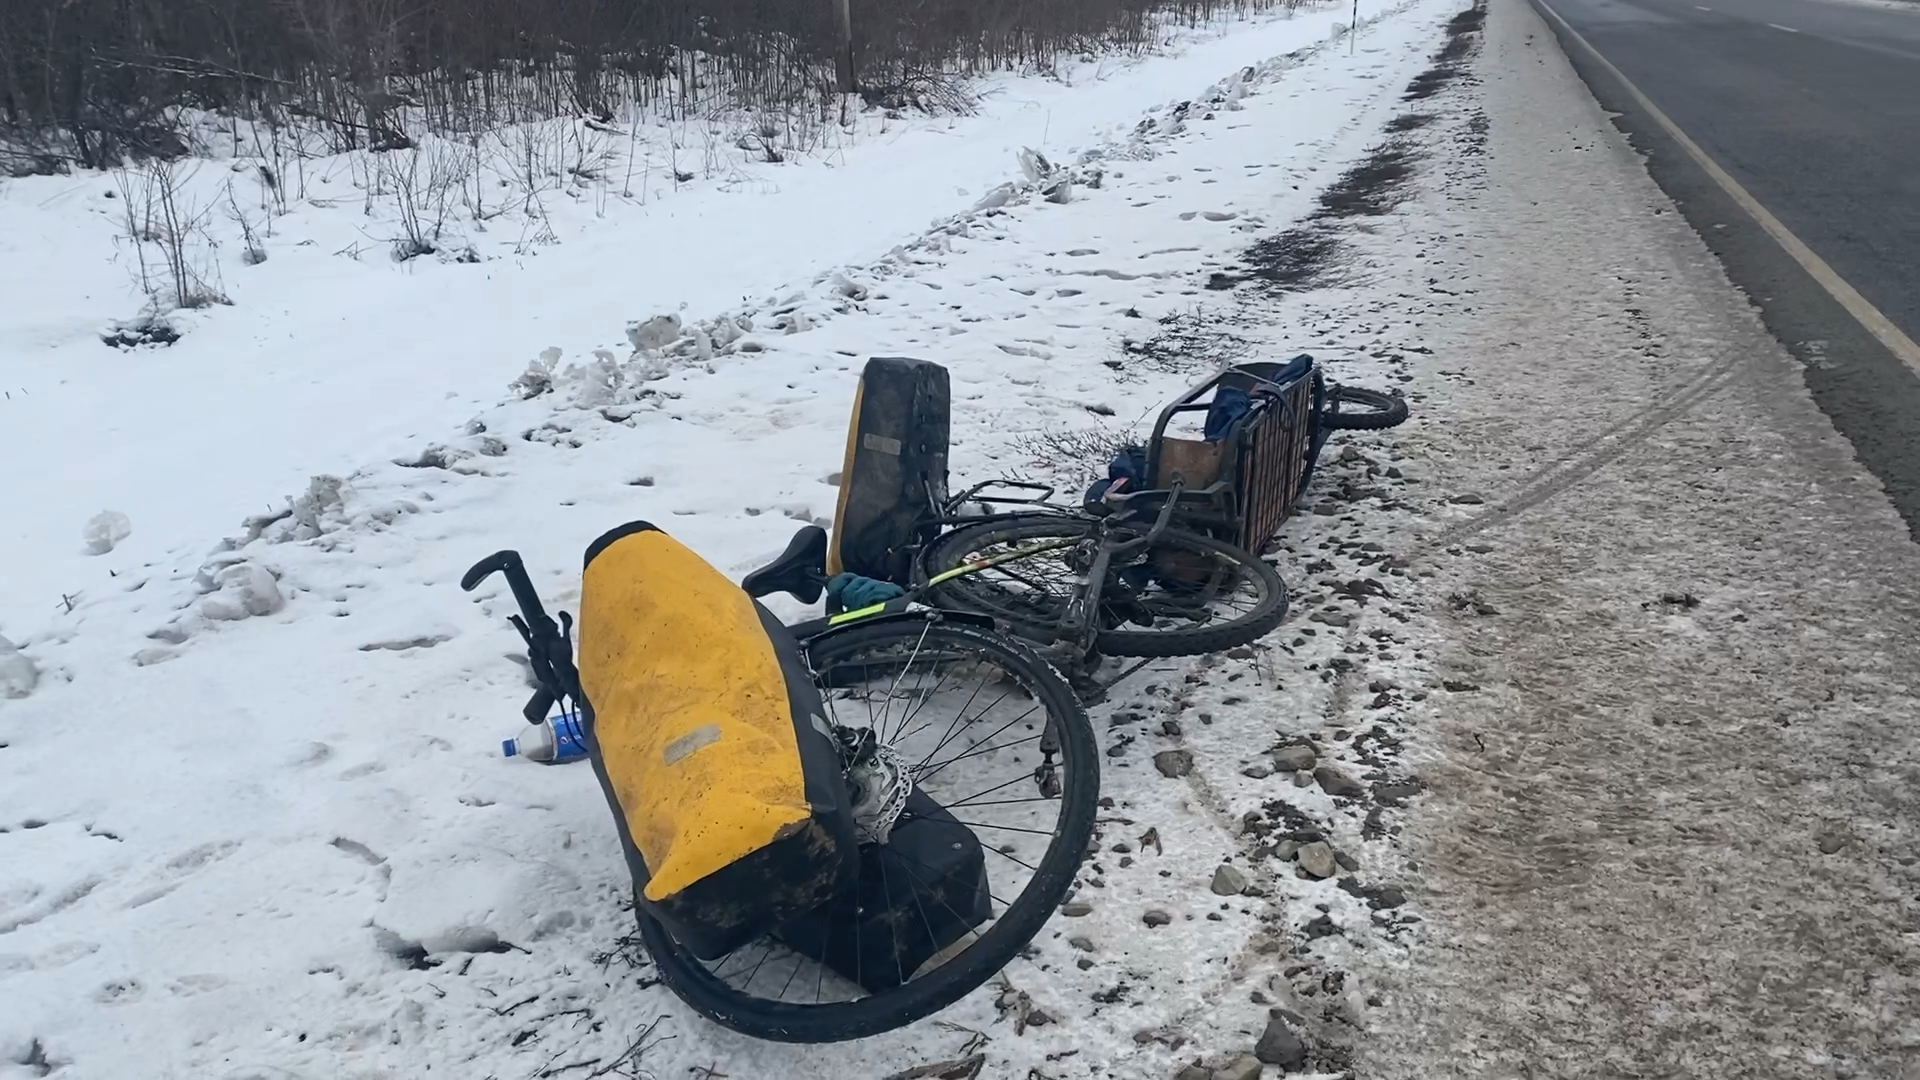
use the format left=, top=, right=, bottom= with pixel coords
left=501, top=739, right=517, bottom=757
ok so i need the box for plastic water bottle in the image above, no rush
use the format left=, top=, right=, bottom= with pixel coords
left=502, top=711, right=589, bottom=765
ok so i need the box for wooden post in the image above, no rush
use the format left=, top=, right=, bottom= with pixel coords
left=833, top=0, right=856, bottom=93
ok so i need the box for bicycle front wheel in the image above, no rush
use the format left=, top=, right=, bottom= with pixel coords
left=924, top=515, right=1290, bottom=658
left=637, top=615, right=1098, bottom=1043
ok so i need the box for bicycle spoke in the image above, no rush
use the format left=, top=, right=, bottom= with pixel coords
left=917, top=726, right=1043, bottom=785
left=942, top=819, right=1059, bottom=837
left=941, top=770, right=1052, bottom=810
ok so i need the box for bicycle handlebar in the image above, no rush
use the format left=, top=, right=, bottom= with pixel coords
left=462, top=550, right=554, bottom=629
left=463, top=549, right=581, bottom=705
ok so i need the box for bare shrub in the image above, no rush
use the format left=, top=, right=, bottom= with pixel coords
left=1013, top=425, right=1137, bottom=478
left=115, top=160, right=227, bottom=312
left=225, top=179, right=268, bottom=264
left=3, top=0, right=1308, bottom=172
left=378, top=140, right=470, bottom=260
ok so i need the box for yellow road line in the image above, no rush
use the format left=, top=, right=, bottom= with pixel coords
left=1534, top=0, right=1920, bottom=374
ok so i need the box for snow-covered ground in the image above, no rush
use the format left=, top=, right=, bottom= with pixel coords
left=0, top=0, right=1469, bottom=1076
left=5, top=1, right=1378, bottom=631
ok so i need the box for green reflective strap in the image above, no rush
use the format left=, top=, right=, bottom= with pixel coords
left=828, top=602, right=888, bottom=626
left=929, top=536, right=1077, bottom=585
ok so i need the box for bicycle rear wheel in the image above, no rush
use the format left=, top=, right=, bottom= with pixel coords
left=637, top=616, right=1097, bottom=1043
left=924, top=515, right=1290, bottom=658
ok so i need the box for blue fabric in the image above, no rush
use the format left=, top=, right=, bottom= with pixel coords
left=1203, top=385, right=1253, bottom=441
left=1083, top=444, right=1149, bottom=512
left=1267, top=353, right=1314, bottom=386
left=828, top=573, right=906, bottom=610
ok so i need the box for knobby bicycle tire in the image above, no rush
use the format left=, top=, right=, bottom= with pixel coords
left=923, top=515, right=1290, bottom=659
left=1321, top=385, right=1410, bottom=430
left=637, top=617, right=1098, bottom=1043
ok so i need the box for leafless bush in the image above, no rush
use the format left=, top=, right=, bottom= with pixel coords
left=225, top=179, right=268, bottom=264
left=1013, top=425, right=1137, bottom=478
left=378, top=140, right=470, bottom=259
left=3, top=0, right=1307, bottom=171
left=114, top=160, right=228, bottom=312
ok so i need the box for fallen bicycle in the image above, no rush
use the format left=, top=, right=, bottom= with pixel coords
left=456, top=354, right=1409, bottom=1043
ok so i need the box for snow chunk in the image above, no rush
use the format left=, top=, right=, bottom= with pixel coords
left=509, top=348, right=561, bottom=399
left=0, top=635, right=37, bottom=700
left=199, top=562, right=284, bottom=622
left=81, top=511, right=132, bottom=555
left=626, top=313, right=682, bottom=353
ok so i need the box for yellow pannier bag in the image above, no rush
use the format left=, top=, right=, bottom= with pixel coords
left=577, top=522, right=857, bottom=960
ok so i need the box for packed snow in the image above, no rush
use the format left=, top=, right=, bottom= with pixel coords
left=0, top=0, right=1468, bottom=1076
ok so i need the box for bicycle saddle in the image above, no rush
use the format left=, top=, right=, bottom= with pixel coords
left=742, top=526, right=829, bottom=603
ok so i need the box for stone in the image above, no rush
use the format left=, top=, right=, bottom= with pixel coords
left=1218, top=1055, right=1264, bottom=1080
left=1242, top=764, right=1274, bottom=780
left=1077, top=957, right=1095, bottom=970
left=1296, top=842, right=1337, bottom=879
left=1227, top=646, right=1256, bottom=660
left=1334, top=851, right=1359, bottom=873
left=1069, top=936, right=1096, bottom=952
left=1062, top=901, right=1093, bottom=917
left=1175, top=1065, right=1213, bottom=1080
left=1313, top=767, right=1365, bottom=798
left=1302, top=914, right=1339, bottom=940
left=1367, top=679, right=1393, bottom=694
left=1373, top=781, right=1422, bottom=806
left=1817, top=831, right=1847, bottom=855
left=1211, top=864, right=1250, bottom=896
left=1254, top=1014, right=1308, bottom=1068
left=1370, top=885, right=1408, bottom=909
left=1292, top=772, right=1312, bottom=788
left=1143, top=909, right=1174, bottom=927
left=1155, top=750, right=1195, bottom=778
left=1162, top=719, right=1184, bottom=737
left=1447, top=493, right=1486, bottom=505
left=1308, top=611, right=1352, bottom=628
left=1273, top=744, right=1318, bottom=772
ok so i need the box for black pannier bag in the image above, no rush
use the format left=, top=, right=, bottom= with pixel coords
left=826, top=357, right=951, bottom=585
left=774, top=790, right=991, bottom=993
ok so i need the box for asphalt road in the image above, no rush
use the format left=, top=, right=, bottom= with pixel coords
left=1533, top=0, right=1920, bottom=534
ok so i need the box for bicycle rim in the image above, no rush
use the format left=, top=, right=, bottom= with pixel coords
left=925, top=516, right=1288, bottom=657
